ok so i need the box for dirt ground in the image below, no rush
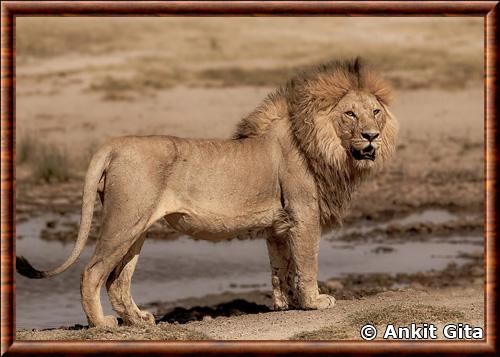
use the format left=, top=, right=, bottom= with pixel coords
left=15, top=17, right=485, bottom=340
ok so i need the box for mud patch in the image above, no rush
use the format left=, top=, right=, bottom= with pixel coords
left=332, top=208, right=483, bottom=243
left=335, top=219, right=483, bottom=243
left=319, top=252, right=484, bottom=300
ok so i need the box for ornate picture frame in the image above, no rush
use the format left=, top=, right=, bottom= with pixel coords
left=1, top=1, right=498, bottom=355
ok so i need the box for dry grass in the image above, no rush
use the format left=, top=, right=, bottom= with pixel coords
left=33, top=145, right=73, bottom=183
left=291, top=303, right=465, bottom=340
left=198, top=66, right=299, bottom=87
left=17, top=322, right=209, bottom=341
left=348, top=304, right=465, bottom=327
left=86, top=46, right=482, bottom=100
left=87, top=65, right=300, bottom=100
left=17, top=132, right=73, bottom=183
left=292, top=325, right=349, bottom=340
left=16, top=131, right=39, bottom=164
left=87, top=67, right=182, bottom=100
left=16, top=18, right=144, bottom=59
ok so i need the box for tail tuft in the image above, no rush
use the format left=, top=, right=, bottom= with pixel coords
left=16, top=256, right=47, bottom=279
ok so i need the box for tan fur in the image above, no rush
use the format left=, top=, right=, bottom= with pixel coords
left=17, top=58, right=398, bottom=327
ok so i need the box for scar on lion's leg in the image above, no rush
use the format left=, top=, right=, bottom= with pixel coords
left=266, top=235, right=297, bottom=310
left=290, top=227, right=335, bottom=310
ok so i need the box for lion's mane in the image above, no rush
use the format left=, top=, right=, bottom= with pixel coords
left=234, top=58, right=398, bottom=230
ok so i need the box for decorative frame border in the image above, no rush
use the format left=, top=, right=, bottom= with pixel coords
left=1, top=1, right=498, bottom=355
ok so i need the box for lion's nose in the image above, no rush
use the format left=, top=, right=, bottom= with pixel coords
left=361, top=131, right=379, bottom=142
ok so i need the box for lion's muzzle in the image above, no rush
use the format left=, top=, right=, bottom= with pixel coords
left=351, top=144, right=376, bottom=161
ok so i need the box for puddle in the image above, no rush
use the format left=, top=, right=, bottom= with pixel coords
left=335, top=209, right=460, bottom=236
left=16, top=210, right=483, bottom=329
left=390, top=209, right=458, bottom=226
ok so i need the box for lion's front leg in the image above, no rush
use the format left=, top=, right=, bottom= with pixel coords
left=289, top=221, right=336, bottom=310
left=266, top=235, right=298, bottom=310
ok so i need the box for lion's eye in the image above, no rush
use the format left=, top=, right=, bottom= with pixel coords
left=373, top=109, right=381, bottom=116
left=345, top=111, right=356, bottom=118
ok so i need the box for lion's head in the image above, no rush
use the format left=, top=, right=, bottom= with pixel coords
left=286, top=58, right=398, bottom=172
left=235, top=58, right=398, bottom=227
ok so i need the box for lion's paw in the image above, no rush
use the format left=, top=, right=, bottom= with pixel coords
left=98, top=315, right=119, bottom=328
left=270, top=286, right=291, bottom=310
left=125, top=311, right=156, bottom=326
left=139, top=311, right=156, bottom=325
left=272, top=295, right=289, bottom=311
left=316, top=294, right=336, bottom=309
left=301, top=294, right=336, bottom=310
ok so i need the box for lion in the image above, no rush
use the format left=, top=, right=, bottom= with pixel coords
left=17, top=58, right=398, bottom=328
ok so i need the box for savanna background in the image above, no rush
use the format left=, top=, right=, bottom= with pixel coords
left=16, top=17, right=484, bottom=340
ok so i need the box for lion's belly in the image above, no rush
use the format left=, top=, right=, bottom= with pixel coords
left=164, top=207, right=276, bottom=240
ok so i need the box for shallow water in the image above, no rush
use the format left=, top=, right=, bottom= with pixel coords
left=334, top=209, right=460, bottom=236
left=16, top=209, right=482, bottom=329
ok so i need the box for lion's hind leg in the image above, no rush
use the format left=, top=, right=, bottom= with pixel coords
left=80, top=213, right=152, bottom=328
left=105, top=234, right=155, bottom=326
left=266, top=234, right=298, bottom=310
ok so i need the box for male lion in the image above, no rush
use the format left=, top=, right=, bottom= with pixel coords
left=17, top=58, right=398, bottom=328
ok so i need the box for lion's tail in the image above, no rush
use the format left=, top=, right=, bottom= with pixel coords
left=16, top=145, right=113, bottom=279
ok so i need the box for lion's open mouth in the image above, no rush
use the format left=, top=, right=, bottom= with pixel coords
left=351, top=145, right=376, bottom=161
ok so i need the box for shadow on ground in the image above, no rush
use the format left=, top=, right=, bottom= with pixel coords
left=157, top=299, right=272, bottom=324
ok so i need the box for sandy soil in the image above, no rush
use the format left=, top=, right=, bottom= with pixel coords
left=14, top=17, right=485, bottom=341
